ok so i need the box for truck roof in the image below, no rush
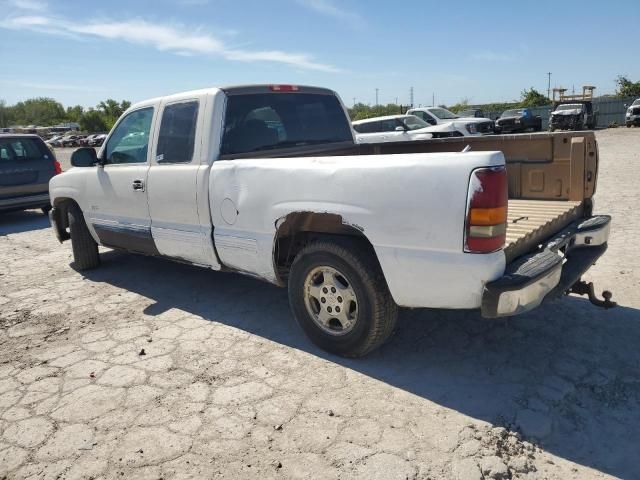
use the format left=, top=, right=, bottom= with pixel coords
left=128, top=84, right=336, bottom=111
left=352, top=114, right=414, bottom=125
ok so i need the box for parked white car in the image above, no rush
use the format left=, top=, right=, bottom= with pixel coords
left=626, top=98, right=640, bottom=127
left=407, top=106, right=494, bottom=135
left=49, top=84, right=611, bottom=357
left=352, top=114, right=459, bottom=143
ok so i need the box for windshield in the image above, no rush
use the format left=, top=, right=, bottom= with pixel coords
left=633, top=99, right=640, bottom=106
left=501, top=109, right=523, bottom=117
left=221, top=93, right=352, bottom=155
left=401, top=115, right=430, bottom=130
left=556, top=104, right=583, bottom=111
left=428, top=107, right=458, bottom=120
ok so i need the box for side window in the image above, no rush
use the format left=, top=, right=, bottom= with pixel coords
left=412, top=111, right=431, bottom=123
left=105, top=107, right=153, bottom=165
left=353, top=122, right=374, bottom=134
left=379, top=119, right=398, bottom=132
left=156, top=101, right=199, bottom=164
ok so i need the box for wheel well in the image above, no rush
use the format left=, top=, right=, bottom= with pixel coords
left=273, top=212, right=378, bottom=284
left=51, top=197, right=78, bottom=238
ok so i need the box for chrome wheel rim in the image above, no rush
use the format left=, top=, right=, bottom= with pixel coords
left=303, top=266, right=358, bottom=336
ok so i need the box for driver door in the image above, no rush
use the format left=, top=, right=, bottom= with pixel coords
left=83, top=106, right=157, bottom=254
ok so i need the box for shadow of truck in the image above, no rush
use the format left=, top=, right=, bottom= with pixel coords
left=82, top=250, right=640, bottom=479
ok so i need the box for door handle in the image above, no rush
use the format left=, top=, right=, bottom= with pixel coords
left=132, top=180, right=145, bottom=192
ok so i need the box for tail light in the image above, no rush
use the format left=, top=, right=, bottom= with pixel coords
left=465, top=166, right=508, bottom=253
left=53, top=160, right=62, bottom=175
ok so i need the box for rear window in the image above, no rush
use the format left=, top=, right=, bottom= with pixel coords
left=0, top=137, right=49, bottom=162
left=221, top=93, right=352, bottom=155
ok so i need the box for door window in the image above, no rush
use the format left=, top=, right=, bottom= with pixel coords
left=156, top=101, right=199, bottom=164
left=105, top=107, right=154, bottom=165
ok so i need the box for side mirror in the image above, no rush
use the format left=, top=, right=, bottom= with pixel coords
left=395, top=126, right=407, bottom=132
left=70, top=147, right=98, bottom=167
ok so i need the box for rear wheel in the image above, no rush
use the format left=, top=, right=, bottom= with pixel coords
left=68, top=203, right=100, bottom=270
left=288, top=239, right=398, bottom=357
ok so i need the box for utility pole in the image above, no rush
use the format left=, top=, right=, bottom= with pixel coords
left=353, top=97, right=356, bottom=107
left=394, top=97, right=398, bottom=105
left=432, top=92, right=435, bottom=107
left=375, top=88, right=379, bottom=106
left=547, top=72, right=552, bottom=100
left=409, top=86, right=414, bottom=108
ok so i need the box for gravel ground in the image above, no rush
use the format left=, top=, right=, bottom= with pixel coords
left=1, top=129, right=639, bottom=479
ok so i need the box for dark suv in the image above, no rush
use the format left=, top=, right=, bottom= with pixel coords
left=495, top=108, right=542, bottom=133
left=0, top=134, right=61, bottom=214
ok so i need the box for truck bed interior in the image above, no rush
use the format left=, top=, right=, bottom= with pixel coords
left=363, top=132, right=599, bottom=261
left=249, top=131, right=598, bottom=262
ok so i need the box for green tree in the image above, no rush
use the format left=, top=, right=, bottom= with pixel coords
left=79, top=109, right=108, bottom=133
left=97, top=99, right=131, bottom=129
left=10, top=97, right=66, bottom=126
left=65, top=105, right=85, bottom=123
left=0, top=100, right=15, bottom=128
left=615, top=76, right=640, bottom=97
left=448, top=98, right=470, bottom=114
left=520, top=88, right=549, bottom=107
left=348, top=103, right=406, bottom=121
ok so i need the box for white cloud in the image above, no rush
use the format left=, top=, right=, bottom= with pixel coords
left=0, top=79, right=105, bottom=92
left=470, top=51, right=514, bottom=62
left=6, top=0, right=48, bottom=10
left=1, top=14, right=339, bottom=72
left=296, top=0, right=364, bottom=28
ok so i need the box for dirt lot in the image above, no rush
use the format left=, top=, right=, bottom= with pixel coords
left=2, top=129, right=640, bottom=479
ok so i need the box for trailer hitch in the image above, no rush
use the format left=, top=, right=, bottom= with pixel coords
left=569, top=280, right=617, bottom=309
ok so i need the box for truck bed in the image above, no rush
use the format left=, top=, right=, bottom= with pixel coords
left=505, top=199, right=583, bottom=261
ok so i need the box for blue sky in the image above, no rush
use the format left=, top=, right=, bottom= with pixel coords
left=1, top=0, right=639, bottom=108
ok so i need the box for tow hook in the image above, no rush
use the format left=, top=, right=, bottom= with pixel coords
left=569, top=280, right=617, bottom=309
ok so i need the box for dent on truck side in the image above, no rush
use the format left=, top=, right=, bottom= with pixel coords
left=209, top=151, right=507, bottom=309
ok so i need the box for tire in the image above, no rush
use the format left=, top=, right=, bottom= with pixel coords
left=68, top=203, right=100, bottom=270
left=288, top=239, right=398, bottom=357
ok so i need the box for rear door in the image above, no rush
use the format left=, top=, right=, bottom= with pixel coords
left=0, top=136, right=55, bottom=200
left=147, top=95, right=221, bottom=268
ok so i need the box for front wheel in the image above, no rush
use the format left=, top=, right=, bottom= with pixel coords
left=288, top=239, right=398, bottom=357
left=68, top=203, right=100, bottom=270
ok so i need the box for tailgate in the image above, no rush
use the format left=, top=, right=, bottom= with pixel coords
left=505, top=199, right=583, bottom=261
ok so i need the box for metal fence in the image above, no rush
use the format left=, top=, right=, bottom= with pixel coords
left=482, top=96, right=636, bottom=129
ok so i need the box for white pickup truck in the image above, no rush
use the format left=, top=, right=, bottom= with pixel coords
left=352, top=114, right=458, bottom=143
left=49, top=84, right=613, bottom=357
left=407, top=106, right=495, bottom=135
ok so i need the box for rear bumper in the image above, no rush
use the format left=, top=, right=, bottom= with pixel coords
left=482, top=215, right=610, bottom=318
left=0, top=193, right=50, bottom=211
